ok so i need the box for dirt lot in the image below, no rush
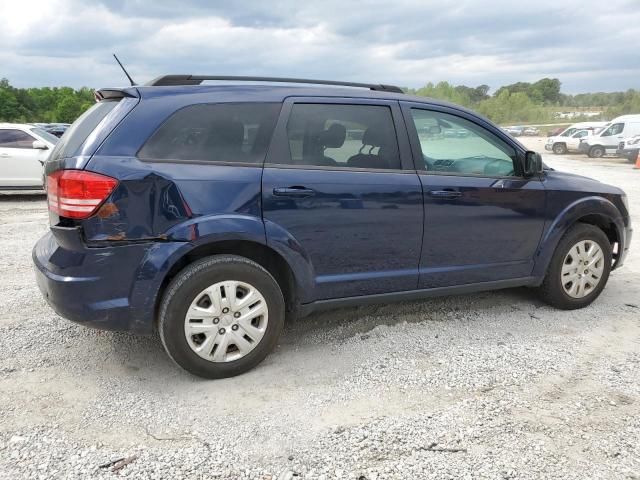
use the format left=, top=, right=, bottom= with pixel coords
left=1, top=141, right=639, bottom=479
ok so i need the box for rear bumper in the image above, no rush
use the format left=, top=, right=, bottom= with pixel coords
left=33, top=229, right=184, bottom=334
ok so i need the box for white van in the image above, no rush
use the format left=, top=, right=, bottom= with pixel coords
left=579, top=114, right=640, bottom=157
left=545, top=121, right=608, bottom=154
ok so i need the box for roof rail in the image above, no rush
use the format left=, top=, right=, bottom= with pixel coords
left=145, top=75, right=404, bottom=93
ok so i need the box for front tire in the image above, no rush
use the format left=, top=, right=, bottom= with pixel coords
left=159, top=255, right=285, bottom=379
left=552, top=143, right=567, bottom=155
left=538, top=224, right=612, bottom=310
left=588, top=146, right=605, bottom=158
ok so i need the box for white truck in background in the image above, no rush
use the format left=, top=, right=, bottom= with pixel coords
left=545, top=121, right=608, bottom=154
left=579, top=114, right=640, bottom=158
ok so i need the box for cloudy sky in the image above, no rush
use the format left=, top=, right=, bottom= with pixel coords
left=1, top=0, right=639, bottom=93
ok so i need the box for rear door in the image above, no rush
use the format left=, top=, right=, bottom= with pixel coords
left=262, top=98, right=423, bottom=301
left=0, top=129, right=43, bottom=187
left=402, top=102, right=546, bottom=288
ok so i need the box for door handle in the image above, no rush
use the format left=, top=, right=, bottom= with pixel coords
left=0, top=153, right=9, bottom=157
left=273, top=186, right=315, bottom=197
left=428, top=189, right=462, bottom=199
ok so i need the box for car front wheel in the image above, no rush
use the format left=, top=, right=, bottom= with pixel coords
left=538, top=224, right=612, bottom=310
left=159, top=255, right=285, bottom=379
left=552, top=143, right=567, bottom=154
left=589, top=146, right=605, bottom=158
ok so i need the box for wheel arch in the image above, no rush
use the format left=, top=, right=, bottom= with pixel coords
left=533, top=196, right=625, bottom=279
left=155, top=239, right=301, bottom=326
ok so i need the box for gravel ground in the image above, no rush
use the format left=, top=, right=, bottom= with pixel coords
left=1, top=140, right=639, bottom=479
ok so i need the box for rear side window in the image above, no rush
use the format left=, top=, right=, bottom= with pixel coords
left=138, top=103, right=281, bottom=164
left=282, top=104, right=401, bottom=170
left=0, top=129, right=36, bottom=148
left=49, top=100, right=119, bottom=160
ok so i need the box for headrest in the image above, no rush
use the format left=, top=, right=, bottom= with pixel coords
left=362, top=125, right=389, bottom=148
left=319, top=123, right=346, bottom=148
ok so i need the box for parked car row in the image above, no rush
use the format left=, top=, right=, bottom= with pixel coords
left=501, top=126, right=539, bottom=136
left=0, top=123, right=58, bottom=190
left=544, top=115, right=640, bottom=162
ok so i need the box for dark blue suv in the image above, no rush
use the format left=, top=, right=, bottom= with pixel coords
left=33, top=76, right=632, bottom=378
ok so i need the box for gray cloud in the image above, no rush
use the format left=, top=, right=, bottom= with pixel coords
left=1, top=0, right=638, bottom=92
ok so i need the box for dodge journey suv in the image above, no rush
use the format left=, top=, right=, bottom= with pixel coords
left=33, top=75, right=632, bottom=378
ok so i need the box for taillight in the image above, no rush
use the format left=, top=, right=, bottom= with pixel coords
left=47, top=170, right=118, bottom=219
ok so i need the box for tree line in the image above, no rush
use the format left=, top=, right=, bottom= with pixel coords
left=408, top=78, right=640, bottom=124
left=0, top=78, right=94, bottom=124
left=1, top=76, right=639, bottom=125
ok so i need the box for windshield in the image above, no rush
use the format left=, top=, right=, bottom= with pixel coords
left=600, top=123, right=624, bottom=137
left=30, top=128, right=59, bottom=145
left=560, top=128, right=577, bottom=137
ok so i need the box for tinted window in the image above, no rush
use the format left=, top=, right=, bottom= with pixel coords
left=139, top=103, right=281, bottom=163
left=0, top=129, right=36, bottom=148
left=283, top=104, right=401, bottom=170
left=49, top=100, right=118, bottom=160
left=410, top=109, right=517, bottom=177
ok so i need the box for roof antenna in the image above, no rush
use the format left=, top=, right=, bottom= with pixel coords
left=113, top=54, right=136, bottom=86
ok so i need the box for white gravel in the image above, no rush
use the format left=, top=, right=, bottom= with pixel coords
left=1, top=142, right=639, bottom=479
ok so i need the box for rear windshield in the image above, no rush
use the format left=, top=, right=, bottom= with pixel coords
left=48, top=100, right=119, bottom=161
left=138, top=103, right=281, bottom=164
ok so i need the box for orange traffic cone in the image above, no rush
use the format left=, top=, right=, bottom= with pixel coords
left=634, top=152, right=640, bottom=169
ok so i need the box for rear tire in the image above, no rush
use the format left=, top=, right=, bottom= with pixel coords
left=537, top=224, right=612, bottom=310
left=588, top=146, right=605, bottom=158
left=159, top=255, right=285, bottom=379
left=552, top=143, right=567, bottom=155
left=627, top=150, right=638, bottom=164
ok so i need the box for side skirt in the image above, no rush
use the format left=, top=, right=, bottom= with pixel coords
left=297, top=276, right=539, bottom=317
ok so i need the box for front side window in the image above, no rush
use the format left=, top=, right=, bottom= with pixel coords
left=283, top=104, right=401, bottom=170
left=0, top=129, right=36, bottom=148
left=409, top=109, right=517, bottom=177
left=561, top=128, right=577, bottom=137
left=573, top=130, right=589, bottom=138
left=601, top=123, right=624, bottom=137
left=139, top=103, right=281, bottom=163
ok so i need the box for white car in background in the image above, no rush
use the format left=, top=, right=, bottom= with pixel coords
left=0, top=124, right=58, bottom=190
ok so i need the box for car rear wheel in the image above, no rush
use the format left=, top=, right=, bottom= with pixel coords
left=552, top=143, right=567, bottom=155
left=627, top=150, right=638, bottom=164
left=588, top=146, right=605, bottom=158
left=159, top=255, right=285, bottom=378
left=537, top=224, right=612, bottom=309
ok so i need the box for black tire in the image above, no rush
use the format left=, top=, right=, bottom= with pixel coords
left=537, top=224, right=612, bottom=310
left=627, top=150, right=639, bottom=164
left=588, top=146, right=605, bottom=158
left=552, top=143, right=567, bottom=155
left=159, top=255, right=285, bottom=379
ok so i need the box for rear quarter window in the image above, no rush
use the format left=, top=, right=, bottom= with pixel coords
left=137, top=103, right=281, bottom=164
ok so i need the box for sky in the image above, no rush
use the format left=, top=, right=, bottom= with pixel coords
left=1, top=0, right=639, bottom=93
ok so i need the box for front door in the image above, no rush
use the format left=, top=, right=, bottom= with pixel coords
left=402, top=103, right=547, bottom=288
left=262, top=99, right=423, bottom=300
left=0, top=129, right=44, bottom=187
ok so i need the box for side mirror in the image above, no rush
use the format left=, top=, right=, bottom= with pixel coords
left=524, top=151, right=543, bottom=177
left=32, top=140, right=48, bottom=150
